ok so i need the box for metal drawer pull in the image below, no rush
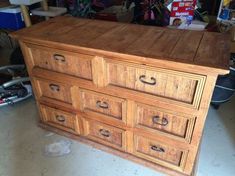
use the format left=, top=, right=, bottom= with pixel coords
left=53, top=54, right=66, bottom=62
left=96, top=100, right=109, bottom=109
left=56, top=115, right=65, bottom=122
left=49, top=84, right=60, bottom=92
left=139, top=75, right=156, bottom=85
left=99, top=129, right=110, bottom=137
left=151, top=145, right=165, bottom=153
left=152, top=116, right=168, bottom=126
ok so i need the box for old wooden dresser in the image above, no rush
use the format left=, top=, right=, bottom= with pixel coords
left=12, top=16, right=229, bottom=176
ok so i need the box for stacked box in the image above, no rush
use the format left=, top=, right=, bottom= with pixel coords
left=170, top=0, right=196, bottom=26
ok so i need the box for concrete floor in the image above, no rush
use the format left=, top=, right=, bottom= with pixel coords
left=0, top=96, right=234, bottom=176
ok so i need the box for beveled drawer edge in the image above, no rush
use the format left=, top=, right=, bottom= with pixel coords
left=79, top=88, right=127, bottom=123
left=39, top=103, right=81, bottom=135
left=32, top=67, right=202, bottom=114
left=134, top=102, right=197, bottom=143
left=25, top=43, right=95, bottom=59
left=133, top=135, right=189, bottom=172
left=105, top=58, right=207, bottom=110
left=82, top=118, right=127, bottom=151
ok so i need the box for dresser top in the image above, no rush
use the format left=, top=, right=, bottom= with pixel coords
left=12, top=16, right=230, bottom=74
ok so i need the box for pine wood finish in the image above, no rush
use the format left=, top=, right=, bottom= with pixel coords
left=39, top=104, right=81, bottom=134
left=11, top=16, right=230, bottom=176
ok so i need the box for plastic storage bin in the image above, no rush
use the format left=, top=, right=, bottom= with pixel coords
left=0, top=6, right=25, bottom=30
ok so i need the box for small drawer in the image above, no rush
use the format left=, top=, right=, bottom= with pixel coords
left=34, top=78, right=73, bottom=104
left=83, top=119, right=126, bottom=150
left=135, top=103, right=196, bottom=142
left=107, top=61, right=205, bottom=108
left=29, top=45, right=93, bottom=80
left=133, top=135, right=188, bottom=171
left=39, top=104, right=81, bottom=134
left=80, top=89, right=127, bottom=123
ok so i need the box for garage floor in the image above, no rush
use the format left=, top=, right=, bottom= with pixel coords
left=0, top=96, right=235, bottom=176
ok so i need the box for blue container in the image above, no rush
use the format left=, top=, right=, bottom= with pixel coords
left=0, top=6, right=25, bottom=30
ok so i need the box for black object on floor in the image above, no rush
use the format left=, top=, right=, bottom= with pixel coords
left=211, top=66, right=235, bottom=109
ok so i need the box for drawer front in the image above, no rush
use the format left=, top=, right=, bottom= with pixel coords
left=34, top=78, right=73, bottom=104
left=29, top=45, right=93, bottom=80
left=83, top=119, right=126, bottom=150
left=107, top=61, right=205, bottom=108
left=39, top=104, right=80, bottom=134
left=135, top=103, right=196, bottom=142
left=133, top=135, right=188, bottom=171
left=80, top=89, right=127, bottom=122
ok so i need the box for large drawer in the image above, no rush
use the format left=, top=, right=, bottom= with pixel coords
left=80, top=89, right=127, bottom=123
left=34, top=78, right=73, bottom=104
left=29, top=45, right=93, bottom=80
left=107, top=61, right=205, bottom=108
left=83, top=118, right=126, bottom=151
left=135, top=103, right=196, bottom=142
left=133, top=135, right=188, bottom=171
left=39, top=104, right=81, bottom=134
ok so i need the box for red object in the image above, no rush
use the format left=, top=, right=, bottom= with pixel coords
left=170, top=0, right=196, bottom=17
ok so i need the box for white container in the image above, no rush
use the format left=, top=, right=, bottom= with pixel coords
left=9, top=0, right=42, bottom=5
left=31, top=6, right=67, bottom=17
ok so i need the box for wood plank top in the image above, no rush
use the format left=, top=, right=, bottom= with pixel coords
left=11, top=16, right=230, bottom=74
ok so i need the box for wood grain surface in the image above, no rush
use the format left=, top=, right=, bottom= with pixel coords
left=11, top=16, right=230, bottom=72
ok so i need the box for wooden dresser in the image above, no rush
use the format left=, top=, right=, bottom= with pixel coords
left=12, top=16, right=230, bottom=176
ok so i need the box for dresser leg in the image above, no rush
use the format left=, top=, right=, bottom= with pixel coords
left=191, top=148, right=200, bottom=176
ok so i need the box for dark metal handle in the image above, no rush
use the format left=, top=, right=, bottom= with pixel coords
left=151, top=145, right=165, bottom=153
left=139, top=75, right=156, bottom=85
left=152, top=116, right=168, bottom=126
left=99, top=129, right=110, bottom=137
left=49, top=84, right=60, bottom=92
left=53, top=54, right=66, bottom=62
left=56, top=115, right=65, bottom=122
left=96, top=101, right=109, bottom=109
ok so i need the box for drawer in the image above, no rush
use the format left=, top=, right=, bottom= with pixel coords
left=135, top=103, right=196, bottom=142
left=29, top=45, right=93, bottom=80
left=34, top=78, right=73, bottom=104
left=80, top=89, right=127, bottom=123
left=107, top=61, right=205, bottom=108
left=133, top=135, right=188, bottom=171
left=83, top=119, right=126, bottom=150
left=39, top=104, right=81, bottom=134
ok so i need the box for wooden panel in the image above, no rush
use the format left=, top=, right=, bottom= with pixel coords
left=80, top=89, right=127, bottom=123
left=91, top=56, right=108, bottom=87
left=170, top=31, right=203, bottom=61
left=133, top=135, right=188, bottom=171
left=90, top=24, right=146, bottom=52
left=195, top=32, right=230, bottom=69
left=29, top=45, right=93, bottom=80
left=135, top=103, right=196, bottom=142
left=11, top=16, right=230, bottom=72
left=34, top=78, right=73, bottom=104
left=107, top=60, right=205, bottom=108
left=83, top=118, right=126, bottom=150
left=39, top=104, right=81, bottom=134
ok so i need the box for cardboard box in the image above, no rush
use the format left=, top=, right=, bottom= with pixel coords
left=170, top=0, right=196, bottom=26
